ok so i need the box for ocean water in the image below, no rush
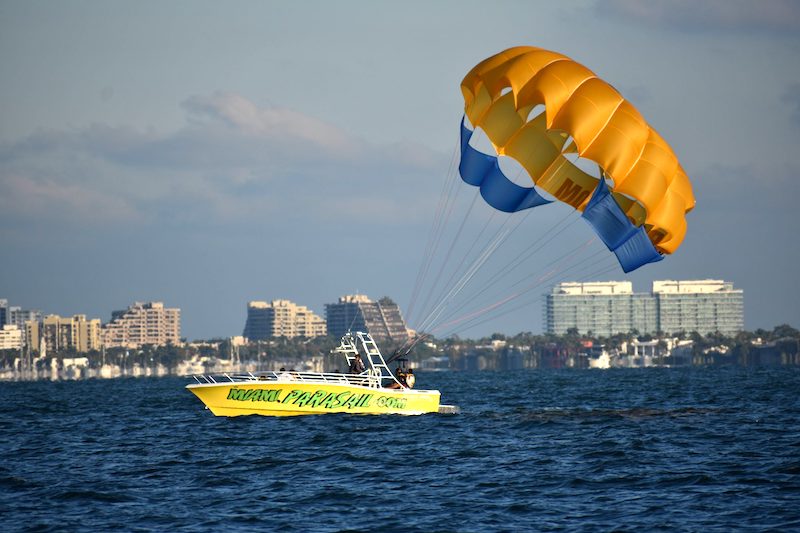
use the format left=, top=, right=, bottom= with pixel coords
left=1, top=367, right=799, bottom=532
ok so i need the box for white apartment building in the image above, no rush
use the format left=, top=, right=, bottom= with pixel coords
left=653, top=280, right=743, bottom=336
left=103, top=302, right=181, bottom=349
left=243, top=299, right=327, bottom=340
left=546, top=280, right=744, bottom=337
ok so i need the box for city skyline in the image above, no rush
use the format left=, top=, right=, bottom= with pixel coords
left=2, top=2, right=799, bottom=339
left=0, top=278, right=753, bottom=343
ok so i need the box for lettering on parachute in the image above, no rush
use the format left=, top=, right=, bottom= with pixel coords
left=555, top=178, right=591, bottom=209
left=225, top=388, right=408, bottom=410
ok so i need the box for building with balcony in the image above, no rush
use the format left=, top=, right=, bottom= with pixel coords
left=102, top=301, right=181, bottom=349
left=545, top=280, right=744, bottom=337
left=243, top=299, right=327, bottom=340
left=653, top=280, right=744, bottom=336
left=325, top=294, right=409, bottom=343
left=0, top=324, right=23, bottom=350
left=545, top=281, right=657, bottom=337
left=26, top=314, right=102, bottom=353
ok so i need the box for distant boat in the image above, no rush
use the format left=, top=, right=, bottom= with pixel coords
left=186, top=331, right=443, bottom=416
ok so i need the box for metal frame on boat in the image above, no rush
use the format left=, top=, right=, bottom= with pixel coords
left=186, top=331, right=441, bottom=416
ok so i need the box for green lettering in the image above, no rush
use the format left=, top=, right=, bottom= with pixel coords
left=320, top=392, right=338, bottom=409
left=282, top=390, right=302, bottom=404
left=357, top=394, right=373, bottom=408
left=306, top=390, right=327, bottom=408
left=294, top=392, right=313, bottom=406
left=227, top=388, right=247, bottom=401
left=344, top=394, right=360, bottom=409
left=333, top=392, right=351, bottom=408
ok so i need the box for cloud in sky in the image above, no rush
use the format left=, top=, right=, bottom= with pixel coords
left=601, top=0, right=800, bottom=34
left=0, top=93, right=442, bottom=232
left=0, top=90, right=449, bottom=337
left=183, top=93, right=359, bottom=155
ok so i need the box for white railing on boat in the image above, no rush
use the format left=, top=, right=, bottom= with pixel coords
left=190, top=369, right=384, bottom=388
left=191, top=332, right=405, bottom=390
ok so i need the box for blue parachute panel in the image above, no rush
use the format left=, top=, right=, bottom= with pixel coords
left=582, top=178, right=663, bottom=272
left=459, top=118, right=551, bottom=213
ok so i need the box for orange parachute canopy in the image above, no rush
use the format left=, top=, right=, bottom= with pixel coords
left=459, top=46, right=695, bottom=271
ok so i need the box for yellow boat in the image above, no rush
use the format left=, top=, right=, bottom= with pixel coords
left=186, top=332, right=441, bottom=416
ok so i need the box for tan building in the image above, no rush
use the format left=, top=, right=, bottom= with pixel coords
left=243, top=299, right=327, bottom=340
left=102, top=301, right=181, bottom=349
left=0, top=324, right=23, bottom=350
left=26, top=314, right=102, bottom=353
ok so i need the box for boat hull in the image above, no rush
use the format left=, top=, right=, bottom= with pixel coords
left=186, top=380, right=441, bottom=417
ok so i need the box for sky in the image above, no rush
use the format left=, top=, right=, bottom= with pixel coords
left=1, top=0, right=799, bottom=340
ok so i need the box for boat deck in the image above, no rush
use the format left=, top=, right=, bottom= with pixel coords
left=190, top=370, right=387, bottom=389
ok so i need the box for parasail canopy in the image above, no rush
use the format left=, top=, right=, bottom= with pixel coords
left=459, top=46, right=695, bottom=272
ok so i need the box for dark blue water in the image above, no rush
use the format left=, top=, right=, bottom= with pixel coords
left=2, top=367, right=799, bottom=532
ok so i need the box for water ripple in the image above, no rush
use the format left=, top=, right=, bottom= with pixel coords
left=1, top=368, right=799, bottom=531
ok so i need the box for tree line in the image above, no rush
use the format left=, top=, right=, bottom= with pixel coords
left=1, top=324, right=798, bottom=370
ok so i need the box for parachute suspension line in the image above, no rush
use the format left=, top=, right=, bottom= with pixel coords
left=413, top=189, right=482, bottom=327
left=412, top=195, right=538, bottom=340
left=411, top=122, right=540, bottom=333
left=406, top=141, right=459, bottom=323
left=435, top=243, right=622, bottom=338
left=406, top=138, right=462, bottom=324
left=415, top=203, right=528, bottom=334
left=507, top=238, right=598, bottom=291
left=430, top=237, right=596, bottom=335
left=439, top=245, right=623, bottom=338
left=405, top=126, right=491, bottom=355
left=409, top=209, right=498, bottom=336
left=400, top=209, right=507, bottom=355
left=438, top=265, right=618, bottom=339
left=423, top=152, right=588, bottom=331
left=400, top=206, right=502, bottom=356
left=403, top=230, right=616, bottom=353
left=415, top=238, right=503, bottom=341
left=433, top=209, right=579, bottom=326
left=414, top=223, right=510, bottom=336
left=410, top=124, right=495, bottom=325
left=574, top=261, right=620, bottom=284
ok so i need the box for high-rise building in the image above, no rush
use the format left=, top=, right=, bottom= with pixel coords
left=8, top=306, right=42, bottom=345
left=652, top=280, right=744, bottom=336
left=0, top=300, right=43, bottom=345
left=545, top=280, right=743, bottom=337
left=8, top=307, right=42, bottom=330
left=26, top=314, right=102, bottom=353
left=325, top=294, right=409, bottom=343
left=545, top=282, right=658, bottom=337
left=243, top=299, right=327, bottom=340
left=102, top=301, right=181, bottom=349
